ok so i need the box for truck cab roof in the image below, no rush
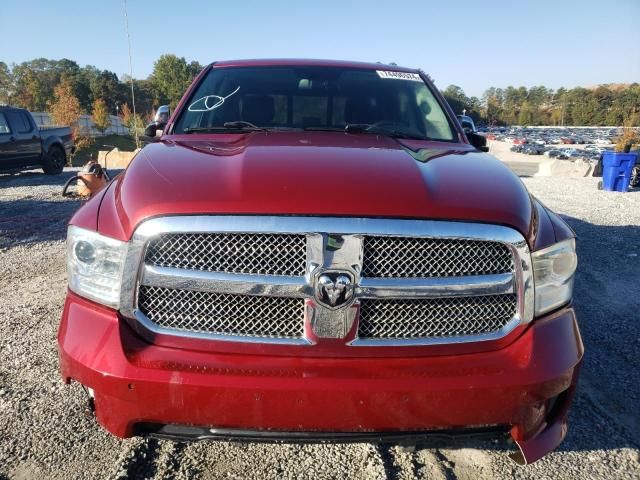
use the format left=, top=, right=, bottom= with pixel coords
left=211, top=58, right=419, bottom=73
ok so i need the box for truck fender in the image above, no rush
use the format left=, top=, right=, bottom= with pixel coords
left=43, top=135, right=64, bottom=154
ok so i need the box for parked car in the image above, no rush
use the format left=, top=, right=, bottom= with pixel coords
left=545, top=149, right=570, bottom=159
left=0, top=106, right=74, bottom=174
left=522, top=144, right=545, bottom=155
left=58, top=59, right=583, bottom=466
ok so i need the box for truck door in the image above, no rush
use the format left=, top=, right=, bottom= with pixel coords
left=0, top=111, right=21, bottom=169
left=5, top=110, right=41, bottom=166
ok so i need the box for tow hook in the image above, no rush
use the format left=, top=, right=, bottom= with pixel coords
left=81, top=385, right=96, bottom=418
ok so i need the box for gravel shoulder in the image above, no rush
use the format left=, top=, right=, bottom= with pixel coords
left=0, top=169, right=638, bottom=480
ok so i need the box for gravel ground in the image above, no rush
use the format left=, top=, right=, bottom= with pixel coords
left=0, top=169, right=638, bottom=480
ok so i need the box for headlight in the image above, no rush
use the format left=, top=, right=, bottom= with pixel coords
left=532, top=238, right=577, bottom=316
left=67, top=226, right=128, bottom=308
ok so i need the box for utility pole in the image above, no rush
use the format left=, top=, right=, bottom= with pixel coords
left=123, top=0, right=139, bottom=147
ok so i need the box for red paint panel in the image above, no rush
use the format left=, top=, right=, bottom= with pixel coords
left=59, top=292, right=582, bottom=443
left=84, top=132, right=533, bottom=242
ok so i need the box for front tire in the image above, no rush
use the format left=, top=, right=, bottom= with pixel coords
left=42, top=145, right=66, bottom=175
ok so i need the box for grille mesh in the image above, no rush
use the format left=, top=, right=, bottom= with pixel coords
left=358, top=294, right=517, bottom=339
left=138, top=286, right=305, bottom=338
left=362, top=236, right=514, bottom=278
left=145, top=233, right=306, bottom=276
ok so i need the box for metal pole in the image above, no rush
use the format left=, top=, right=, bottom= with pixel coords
left=123, top=0, right=139, bottom=147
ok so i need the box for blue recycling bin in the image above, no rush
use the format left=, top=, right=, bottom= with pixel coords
left=602, top=151, right=638, bottom=192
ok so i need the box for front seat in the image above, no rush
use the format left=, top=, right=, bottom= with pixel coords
left=241, top=95, right=275, bottom=126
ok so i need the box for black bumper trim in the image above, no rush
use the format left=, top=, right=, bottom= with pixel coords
left=136, top=423, right=510, bottom=447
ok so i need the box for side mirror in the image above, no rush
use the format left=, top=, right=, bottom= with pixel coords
left=461, top=121, right=475, bottom=135
left=154, top=105, right=170, bottom=127
left=142, top=121, right=162, bottom=143
left=142, top=105, right=171, bottom=142
left=467, top=132, right=489, bottom=152
left=144, top=122, right=160, bottom=137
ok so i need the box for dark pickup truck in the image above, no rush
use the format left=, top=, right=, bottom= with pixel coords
left=0, top=106, right=75, bottom=174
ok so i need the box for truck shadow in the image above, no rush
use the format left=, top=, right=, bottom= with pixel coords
left=0, top=168, right=79, bottom=188
left=0, top=168, right=124, bottom=189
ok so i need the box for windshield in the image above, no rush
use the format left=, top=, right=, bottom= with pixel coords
left=173, top=66, right=456, bottom=141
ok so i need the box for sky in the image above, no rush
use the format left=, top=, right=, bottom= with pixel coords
left=1, top=0, right=639, bottom=98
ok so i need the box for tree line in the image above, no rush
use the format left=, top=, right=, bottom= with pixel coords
left=442, top=83, right=640, bottom=127
left=1, top=56, right=638, bottom=129
left=0, top=55, right=202, bottom=152
left=0, top=55, right=202, bottom=122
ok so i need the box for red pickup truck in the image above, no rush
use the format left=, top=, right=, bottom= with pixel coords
left=58, top=59, right=583, bottom=465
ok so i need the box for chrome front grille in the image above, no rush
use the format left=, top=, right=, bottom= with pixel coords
left=121, top=216, right=533, bottom=348
left=138, top=285, right=305, bottom=338
left=358, top=294, right=518, bottom=339
left=145, top=232, right=306, bottom=276
left=362, top=236, right=513, bottom=278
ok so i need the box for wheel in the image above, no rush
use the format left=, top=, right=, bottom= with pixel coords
left=630, top=165, right=640, bottom=188
left=42, top=145, right=66, bottom=175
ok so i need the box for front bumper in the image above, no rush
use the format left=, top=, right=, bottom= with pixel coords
left=58, top=292, right=583, bottom=464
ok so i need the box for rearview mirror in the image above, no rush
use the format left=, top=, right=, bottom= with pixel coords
left=467, top=132, right=489, bottom=152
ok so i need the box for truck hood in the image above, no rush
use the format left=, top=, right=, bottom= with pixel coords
left=101, top=131, right=533, bottom=240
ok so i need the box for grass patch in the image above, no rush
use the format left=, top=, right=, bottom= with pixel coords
left=71, top=135, right=138, bottom=166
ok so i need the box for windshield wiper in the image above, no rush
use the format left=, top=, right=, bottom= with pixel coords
left=183, top=121, right=267, bottom=134
left=303, top=126, right=345, bottom=132
left=345, top=123, right=430, bottom=140
left=304, top=124, right=428, bottom=140
left=223, top=121, right=267, bottom=131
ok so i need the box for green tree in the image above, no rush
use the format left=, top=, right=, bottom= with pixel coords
left=442, top=85, right=468, bottom=113
left=0, top=62, right=12, bottom=104
left=518, top=101, right=534, bottom=125
left=120, top=102, right=144, bottom=144
left=442, top=85, right=482, bottom=122
left=502, top=87, right=522, bottom=124
left=150, top=54, right=202, bottom=108
left=92, top=98, right=111, bottom=134
left=11, top=58, right=84, bottom=111
left=50, top=78, right=93, bottom=154
left=89, top=68, right=122, bottom=112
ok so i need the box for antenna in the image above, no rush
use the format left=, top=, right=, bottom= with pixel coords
left=123, top=0, right=139, bottom=147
